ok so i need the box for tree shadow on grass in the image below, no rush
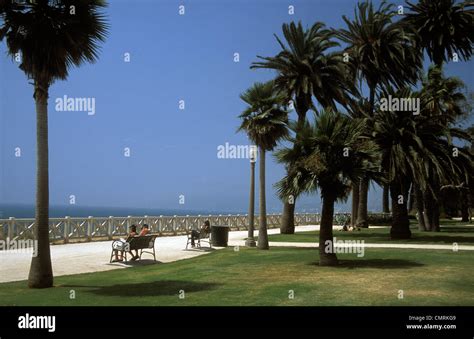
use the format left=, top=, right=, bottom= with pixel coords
left=309, top=259, right=424, bottom=270
left=63, top=280, right=221, bottom=297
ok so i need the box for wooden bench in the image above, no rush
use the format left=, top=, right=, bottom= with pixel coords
left=110, top=235, right=157, bottom=263
left=186, top=230, right=212, bottom=249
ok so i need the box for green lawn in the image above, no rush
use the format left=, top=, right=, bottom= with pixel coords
left=0, top=246, right=473, bottom=306
left=267, top=221, right=474, bottom=245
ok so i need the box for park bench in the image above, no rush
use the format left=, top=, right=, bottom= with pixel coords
left=186, top=230, right=212, bottom=249
left=110, top=234, right=157, bottom=263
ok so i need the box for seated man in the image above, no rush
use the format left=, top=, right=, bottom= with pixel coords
left=111, top=225, right=137, bottom=262
left=190, top=220, right=211, bottom=248
left=129, top=224, right=151, bottom=261
left=139, top=224, right=150, bottom=236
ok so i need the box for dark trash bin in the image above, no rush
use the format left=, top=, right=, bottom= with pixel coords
left=211, top=225, right=229, bottom=247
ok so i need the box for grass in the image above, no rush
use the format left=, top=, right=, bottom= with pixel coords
left=267, top=220, right=474, bottom=245
left=0, top=246, right=473, bottom=306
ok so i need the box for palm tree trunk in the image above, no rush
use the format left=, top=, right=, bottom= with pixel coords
left=461, top=194, right=469, bottom=222
left=424, top=190, right=441, bottom=232
left=432, top=200, right=440, bottom=232
left=423, top=190, right=434, bottom=230
left=28, top=80, right=53, bottom=288
left=408, top=184, right=416, bottom=214
left=280, top=107, right=307, bottom=235
left=280, top=200, right=295, bottom=234
left=389, top=181, right=411, bottom=239
left=356, top=178, right=369, bottom=228
left=246, top=161, right=256, bottom=247
left=257, top=147, right=269, bottom=250
left=319, top=190, right=338, bottom=266
left=351, top=180, right=359, bottom=227
left=382, top=184, right=390, bottom=213
left=356, top=86, right=376, bottom=228
left=414, top=185, right=427, bottom=231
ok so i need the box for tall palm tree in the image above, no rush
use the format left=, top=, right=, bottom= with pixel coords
left=251, top=21, right=355, bottom=234
left=336, top=1, right=422, bottom=227
left=402, top=0, right=474, bottom=67
left=372, top=87, right=464, bottom=238
left=0, top=0, right=108, bottom=288
left=418, top=66, right=471, bottom=230
left=277, top=111, right=380, bottom=265
left=238, top=81, right=289, bottom=249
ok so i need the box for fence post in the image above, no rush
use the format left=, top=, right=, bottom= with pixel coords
left=8, top=217, right=14, bottom=241
left=173, top=215, right=177, bottom=235
left=64, top=216, right=70, bottom=244
left=87, top=216, right=93, bottom=241
left=108, top=216, right=114, bottom=240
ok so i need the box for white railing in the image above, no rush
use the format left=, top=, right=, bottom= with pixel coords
left=0, top=213, right=391, bottom=244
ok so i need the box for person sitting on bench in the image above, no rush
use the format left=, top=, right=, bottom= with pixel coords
left=190, top=220, right=211, bottom=248
left=129, top=224, right=150, bottom=261
left=112, top=225, right=138, bottom=262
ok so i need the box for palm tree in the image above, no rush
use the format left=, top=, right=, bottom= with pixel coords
left=238, top=81, right=289, bottom=249
left=402, top=0, right=474, bottom=67
left=0, top=0, right=108, bottom=288
left=417, top=66, right=471, bottom=230
left=277, top=111, right=380, bottom=265
left=372, top=87, right=467, bottom=237
left=336, top=1, right=423, bottom=227
left=251, top=21, right=355, bottom=234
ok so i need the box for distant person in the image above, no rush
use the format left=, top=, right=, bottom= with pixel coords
left=111, top=225, right=137, bottom=262
left=139, top=224, right=150, bottom=236
left=128, top=224, right=151, bottom=260
left=190, top=220, right=211, bottom=247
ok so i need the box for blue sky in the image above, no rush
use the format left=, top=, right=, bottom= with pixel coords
left=1, top=0, right=473, bottom=215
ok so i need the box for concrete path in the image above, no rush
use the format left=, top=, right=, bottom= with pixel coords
left=0, top=226, right=301, bottom=283
left=1, top=224, right=473, bottom=283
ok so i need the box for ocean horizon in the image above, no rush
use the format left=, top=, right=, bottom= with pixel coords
left=0, top=203, right=245, bottom=219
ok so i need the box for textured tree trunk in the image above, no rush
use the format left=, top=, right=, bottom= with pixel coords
left=356, top=178, right=369, bottom=228
left=423, top=191, right=434, bottom=231
left=356, top=86, right=375, bottom=228
left=280, top=200, right=295, bottom=234
left=432, top=200, right=440, bottom=232
left=461, top=191, right=469, bottom=222
left=389, top=181, right=411, bottom=239
left=408, top=184, right=415, bottom=214
left=414, top=185, right=427, bottom=231
left=319, top=190, right=338, bottom=266
left=279, top=107, right=307, bottom=235
left=424, top=190, right=441, bottom=232
left=257, top=147, right=269, bottom=250
left=351, top=181, right=359, bottom=227
left=246, top=161, right=256, bottom=247
left=28, top=80, right=53, bottom=288
left=382, top=184, right=390, bottom=213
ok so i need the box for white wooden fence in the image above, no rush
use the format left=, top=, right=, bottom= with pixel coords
left=0, top=213, right=391, bottom=244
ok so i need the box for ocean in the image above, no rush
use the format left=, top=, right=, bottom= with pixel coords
left=0, top=203, right=242, bottom=219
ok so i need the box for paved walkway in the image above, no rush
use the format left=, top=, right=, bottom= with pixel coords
left=1, top=225, right=473, bottom=283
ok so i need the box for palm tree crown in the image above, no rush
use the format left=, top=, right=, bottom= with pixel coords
left=337, top=1, right=422, bottom=92
left=276, top=111, right=380, bottom=200
left=251, top=21, right=355, bottom=116
left=402, top=0, right=474, bottom=66
left=238, top=81, right=289, bottom=150
left=0, top=0, right=108, bottom=86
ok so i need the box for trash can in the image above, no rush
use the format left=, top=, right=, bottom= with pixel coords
left=211, top=225, right=229, bottom=247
